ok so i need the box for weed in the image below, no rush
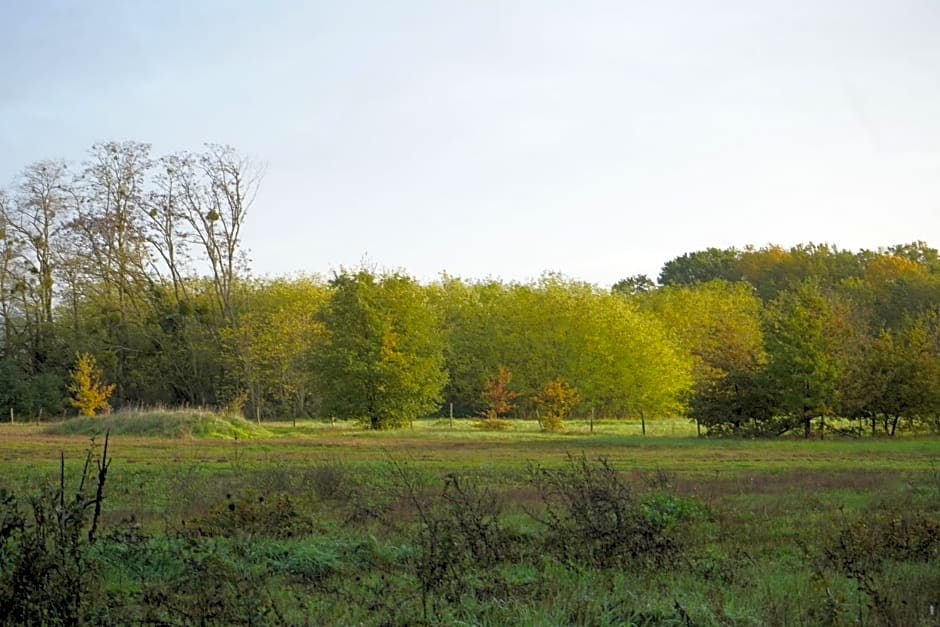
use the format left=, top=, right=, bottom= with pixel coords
left=821, top=503, right=940, bottom=625
left=136, top=536, right=285, bottom=625
left=0, top=433, right=111, bottom=625
left=178, top=491, right=315, bottom=540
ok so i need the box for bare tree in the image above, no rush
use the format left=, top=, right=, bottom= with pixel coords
left=144, top=154, right=193, bottom=303
left=174, top=144, right=263, bottom=325
left=8, top=160, right=73, bottom=328
left=0, top=190, right=25, bottom=352
left=76, top=142, right=154, bottom=307
left=71, top=142, right=155, bottom=400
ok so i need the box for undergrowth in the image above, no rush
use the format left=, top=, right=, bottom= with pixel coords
left=1, top=442, right=939, bottom=625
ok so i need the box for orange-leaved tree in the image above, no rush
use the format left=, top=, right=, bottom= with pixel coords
left=480, top=366, right=517, bottom=421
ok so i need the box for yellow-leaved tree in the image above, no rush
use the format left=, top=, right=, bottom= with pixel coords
left=536, top=379, right=580, bottom=432
left=68, top=353, right=115, bottom=416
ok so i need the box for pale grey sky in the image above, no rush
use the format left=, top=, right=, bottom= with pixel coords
left=2, top=0, right=939, bottom=285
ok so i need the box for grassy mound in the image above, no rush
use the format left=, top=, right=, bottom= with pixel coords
left=45, top=408, right=273, bottom=439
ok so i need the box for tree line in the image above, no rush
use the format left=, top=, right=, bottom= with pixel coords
left=1, top=143, right=939, bottom=435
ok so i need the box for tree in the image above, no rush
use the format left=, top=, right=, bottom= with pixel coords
left=68, top=353, right=115, bottom=416
left=222, top=277, right=327, bottom=421
left=658, top=247, right=740, bottom=286
left=579, top=295, right=693, bottom=428
left=736, top=243, right=864, bottom=301
left=0, top=191, right=26, bottom=352
left=437, top=275, right=691, bottom=425
left=145, top=153, right=194, bottom=302
left=885, top=241, right=940, bottom=272
left=611, top=274, right=656, bottom=296
left=644, top=281, right=769, bottom=436
left=430, top=277, right=507, bottom=416
left=535, top=379, right=579, bottom=431
left=172, top=145, right=263, bottom=325
left=843, top=313, right=940, bottom=435
left=71, top=141, right=155, bottom=403
left=8, top=161, right=72, bottom=337
left=763, top=281, right=856, bottom=438
left=0, top=161, right=76, bottom=375
left=480, top=366, right=517, bottom=420
left=314, top=269, right=447, bottom=429
left=433, top=274, right=597, bottom=417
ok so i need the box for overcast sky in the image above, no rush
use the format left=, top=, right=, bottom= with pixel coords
left=2, top=0, right=939, bottom=286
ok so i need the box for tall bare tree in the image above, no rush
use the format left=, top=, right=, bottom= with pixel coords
left=0, top=191, right=25, bottom=353
left=72, top=142, right=155, bottom=400
left=8, top=160, right=73, bottom=328
left=0, top=161, right=77, bottom=370
left=144, top=154, right=193, bottom=303
left=174, top=145, right=263, bottom=325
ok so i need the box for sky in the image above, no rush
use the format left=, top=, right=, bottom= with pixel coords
left=2, top=0, right=939, bottom=287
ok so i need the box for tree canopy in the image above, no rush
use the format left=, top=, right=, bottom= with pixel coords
left=1, top=143, right=939, bottom=436
left=314, top=269, right=447, bottom=429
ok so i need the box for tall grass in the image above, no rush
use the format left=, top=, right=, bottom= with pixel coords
left=44, top=408, right=273, bottom=439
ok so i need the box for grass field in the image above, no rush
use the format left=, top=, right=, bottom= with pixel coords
left=0, top=413, right=938, bottom=625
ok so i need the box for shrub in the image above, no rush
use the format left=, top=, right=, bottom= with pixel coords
left=0, top=435, right=111, bottom=624
left=480, top=366, right=517, bottom=420
left=473, top=417, right=512, bottom=431
left=136, top=536, right=284, bottom=625
left=536, top=379, right=579, bottom=432
left=388, top=460, right=521, bottom=623
left=529, top=454, right=696, bottom=570
left=822, top=504, right=940, bottom=625
left=540, top=414, right=565, bottom=433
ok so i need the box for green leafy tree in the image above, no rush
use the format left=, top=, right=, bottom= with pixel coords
left=497, top=276, right=598, bottom=406
left=434, top=274, right=599, bottom=417
left=579, top=295, right=693, bottom=427
left=68, top=353, right=115, bottom=416
left=432, top=277, right=509, bottom=416
left=611, top=274, right=656, bottom=296
left=438, top=275, right=691, bottom=425
left=658, top=247, right=740, bottom=286
left=222, top=277, right=327, bottom=421
left=885, top=241, right=940, bottom=271
left=314, top=269, right=446, bottom=429
left=764, top=281, right=856, bottom=437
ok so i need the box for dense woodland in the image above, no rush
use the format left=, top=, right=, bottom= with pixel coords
left=2, top=142, right=939, bottom=436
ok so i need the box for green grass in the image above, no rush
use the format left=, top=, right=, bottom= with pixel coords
left=1, top=414, right=939, bottom=625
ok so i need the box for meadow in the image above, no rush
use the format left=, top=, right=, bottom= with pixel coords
left=1, top=411, right=938, bottom=625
